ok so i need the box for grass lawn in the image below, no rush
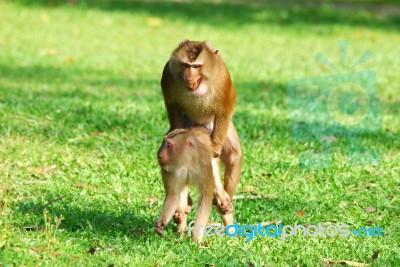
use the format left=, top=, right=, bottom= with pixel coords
left=0, top=0, right=399, bottom=266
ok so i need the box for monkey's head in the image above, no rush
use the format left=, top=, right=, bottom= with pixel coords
left=157, top=127, right=212, bottom=172
left=169, top=40, right=219, bottom=93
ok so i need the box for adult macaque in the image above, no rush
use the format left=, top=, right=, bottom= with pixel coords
left=160, top=40, right=242, bottom=223
left=155, top=127, right=214, bottom=242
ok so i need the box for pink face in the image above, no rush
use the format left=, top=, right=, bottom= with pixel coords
left=157, top=139, right=174, bottom=167
left=157, top=137, right=195, bottom=168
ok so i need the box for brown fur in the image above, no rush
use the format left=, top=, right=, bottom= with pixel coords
left=159, top=39, right=243, bottom=231
left=155, top=127, right=214, bottom=242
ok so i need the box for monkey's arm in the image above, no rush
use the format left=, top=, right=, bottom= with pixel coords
left=165, top=102, right=184, bottom=131
left=155, top=193, right=179, bottom=236
left=161, top=61, right=185, bottom=131
left=155, top=173, right=181, bottom=236
left=211, top=114, right=231, bottom=157
left=210, top=79, right=236, bottom=157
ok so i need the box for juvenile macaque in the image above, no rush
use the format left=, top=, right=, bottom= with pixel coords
left=155, top=127, right=214, bottom=241
left=160, top=40, right=242, bottom=224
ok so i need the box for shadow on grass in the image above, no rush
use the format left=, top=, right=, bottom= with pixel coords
left=16, top=194, right=314, bottom=237
left=18, top=198, right=150, bottom=237
left=0, top=64, right=156, bottom=93
left=8, top=0, right=400, bottom=31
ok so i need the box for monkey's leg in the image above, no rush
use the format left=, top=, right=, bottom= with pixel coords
left=221, top=122, right=243, bottom=199
left=212, top=157, right=234, bottom=226
left=174, top=185, right=189, bottom=235
left=192, top=193, right=213, bottom=242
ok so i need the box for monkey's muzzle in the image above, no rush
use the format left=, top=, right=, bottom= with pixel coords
left=186, top=79, right=201, bottom=91
left=158, top=157, right=167, bottom=166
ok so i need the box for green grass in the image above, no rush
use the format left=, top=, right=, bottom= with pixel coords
left=0, top=0, right=399, bottom=266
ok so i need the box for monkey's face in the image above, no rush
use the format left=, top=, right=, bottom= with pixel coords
left=157, top=135, right=195, bottom=171
left=157, top=139, right=175, bottom=168
left=170, top=40, right=219, bottom=94
left=181, top=62, right=202, bottom=91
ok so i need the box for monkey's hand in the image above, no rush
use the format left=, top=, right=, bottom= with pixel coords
left=211, top=142, right=222, bottom=158
left=154, top=220, right=165, bottom=236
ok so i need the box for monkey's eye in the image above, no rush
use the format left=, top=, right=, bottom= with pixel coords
left=166, top=143, right=173, bottom=149
left=192, top=64, right=201, bottom=68
left=181, top=63, right=190, bottom=68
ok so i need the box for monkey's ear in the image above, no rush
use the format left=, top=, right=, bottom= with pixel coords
left=186, top=140, right=194, bottom=148
left=179, top=39, right=189, bottom=47
left=204, top=41, right=218, bottom=54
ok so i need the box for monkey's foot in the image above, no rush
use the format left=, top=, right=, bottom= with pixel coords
left=154, top=220, right=165, bottom=236
left=173, top=212, right=186, bottom=225
left=213, top=197, right=234, bottom=214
